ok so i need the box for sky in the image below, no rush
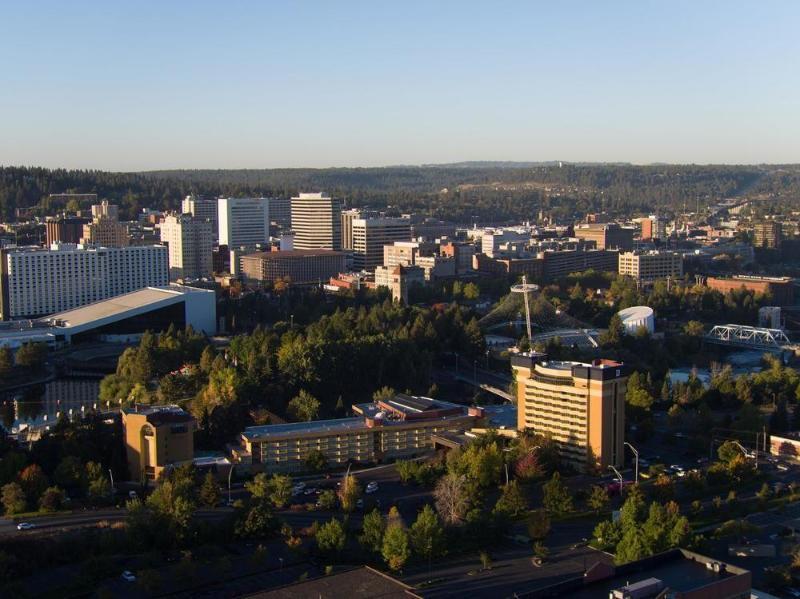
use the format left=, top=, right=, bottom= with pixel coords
left=1, top=1, right=798, bottom=170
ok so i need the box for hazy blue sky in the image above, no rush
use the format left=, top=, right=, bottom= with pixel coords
left=1, top=1, right=798, bottom=170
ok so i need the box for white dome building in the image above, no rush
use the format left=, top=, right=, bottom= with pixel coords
left=617, top=306, right=655, bottom=335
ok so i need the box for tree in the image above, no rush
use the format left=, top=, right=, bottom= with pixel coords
left=316, top=518, right=346, bottom=555
left=39, top=486, right=65, bottom=512
left=338, top=474, right=361, bottom=513
left=372, top=386, right=396, bottom=403
left=54, top=456, right=85, bottom=493
left=527, top=509, right=551, bottom=540
left=267, top=474, right=293, bottom=509
left=410, top=504, right=445, bottom=564
left=653, top=474, right=674, bottom=502
left=615, top=526, right=649, bottom=564
left=514, top=450, right=543, bottom=481
left=305, top=449, right=328, bottom=472
left=382, top=523, right=411, bottom=572
left=619, top=485, right=647, bottom=531
left=434, top=473, right=470, bottom=525
left=18, top=464, right=48, bottom=504
left=587, top=485, right=610, bottom=514
left=14, top=342, right=47, bottom=370
left=199, top=472, right=221, bottom=508
left=593, top=520, right=622, bottom=550
left=542, top=472, right=572, bottom=516
left=288, top=390, right=320, bottom=422
left=494, top=481, right=527, bottom=518
left=1, top=483, right=26, bottom=515
left=244, top=473, right=270, bottom=500
left=462, top=283, right=480, bottom=301
left=717, top=440, right=744, bottom=464
left=684, top=320, right=705, bottom=337
left=236, top=500, right=277, bottom=539
left=0, top=347, right=13, bottom=378
left=318, top=489, right=338, bottom=510
left=359, top=508, right=385, bottom=554
left=396, top=460, right=419, bottom=484
left=600, top=315, right=624, bottom=347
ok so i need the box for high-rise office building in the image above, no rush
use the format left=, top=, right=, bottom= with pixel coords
left=218, top=198, right=270, bottom=248
left=239, top=249, right=346, bottom=285
left=511, top=354, right=628, bottom=472
left=291, top=192, right=342, bottom=251
left=160, top=214, right=213, bottom=280
left=268, top=197, right=292, bottom=231
left=182, top=195, right=219, bottom=239
left=0, top=244, right=168, bottom=320
left=351, top=217, right=412, bottom=271
left=341, top=209, right=362, bottom=250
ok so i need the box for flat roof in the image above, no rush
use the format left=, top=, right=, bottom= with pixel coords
left=243, top=417, right=367, bottom=441
left=248, top=565, right=419, bottom=599
left=241, top=249, right=344, bottom=259
left=568, top=551, right=746, bottom=599
left=40, top=285, right=210, bottom=329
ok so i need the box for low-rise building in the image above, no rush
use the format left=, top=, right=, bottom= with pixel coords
left=575, top=223, right=634, bottom=251
left=239, top=249, right=346, bottom=285
left=122, top=405, right=196, bottom=483
left=705, top=275, right=794, bottom=305
left=234, top=394, right=481, bottom=473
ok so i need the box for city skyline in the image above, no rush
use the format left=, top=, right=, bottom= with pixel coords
left=1, top=1, right=799, bottom=170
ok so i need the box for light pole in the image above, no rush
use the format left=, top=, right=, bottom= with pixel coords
left=108, top=468, right=115, bottom=498
left=730, top=440, right=757, bottom=470
left=228, top=464, right=234, bottom=505
left=608, top=465, right=624, bottom=489
left=624, top=442, right=639, bottom=484
left=290, top=314, right=294, bottom=329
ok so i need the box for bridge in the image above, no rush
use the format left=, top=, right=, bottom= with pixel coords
left=705, top=324, right=795, bottom=352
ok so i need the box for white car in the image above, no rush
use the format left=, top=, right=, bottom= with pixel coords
left=121, top=570, right=137, bottom=582
left=366, top=482, right=379, bottom=494
left=16, top=522, right=34, bottom=531
left=293, top=482, right=306, bottom=491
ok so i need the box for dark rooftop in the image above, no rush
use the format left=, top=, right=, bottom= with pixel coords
left=247, top=565, right=420, bottom=599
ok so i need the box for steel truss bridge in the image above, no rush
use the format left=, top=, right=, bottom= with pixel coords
left=705, top=324, right=794, bottom=352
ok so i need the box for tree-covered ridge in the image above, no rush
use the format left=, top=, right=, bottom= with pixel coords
left=1, top=163, right=795, bottom=222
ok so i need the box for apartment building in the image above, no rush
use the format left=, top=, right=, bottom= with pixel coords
left=0, top=243, right=168, bottom=320
left=291, top=192, right=342, bottom=250
left=351, top=217, right=412, bottom=271
left=239, top=249, right=346, bottom=285
left=182, top=195, right=219, bottom=239
left=159, top=214, right=213, bottom=280
left=575, top=223, right=634, bottom=251
left=122, top=405, right=196, bottom=482
left=511, top=354, right=627, bottom=472
left=235, top=395, right=480, bottom=473
left=217, top=197, right=270, bottom=248
left=618, top=250, right=683, bottom=282
left=753, top=221, right=782, bottom=249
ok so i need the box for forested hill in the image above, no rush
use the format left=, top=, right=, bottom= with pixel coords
left=1, top=163, right=799, bottom=223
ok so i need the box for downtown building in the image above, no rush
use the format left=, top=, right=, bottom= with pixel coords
left=0, top=243, right=168, bottom=320
left=182, top=195, right=219, bottom=239
left=159, top=214, right=213, bottom=280
left=291, top=192, right=342, bottom=250
left=351, top=217, right=412, bottom=271
left=218, top=197, right=270, bottom=248
left=239, top=249, right=346, bottom=285
left=511, top=354, right=628, bottom=472
left=574, top=223, right=634, bottom=251
left=81, top=201, right=129, bottom=247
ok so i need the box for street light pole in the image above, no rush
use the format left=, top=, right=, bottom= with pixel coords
left=108, top=468, right=115, bottom=498
left=608, top=465, right=624, bottom=489
left=228, top=464, right=234, bottom=504
left=624, top=442, right=639, bottom=485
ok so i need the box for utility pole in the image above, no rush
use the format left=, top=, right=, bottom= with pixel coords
left=624, top=442, right=640, bottom=485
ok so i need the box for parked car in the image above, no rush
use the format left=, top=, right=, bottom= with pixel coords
left=16, top=522, right=34, bottom=531
left=366, top=482, right=379, bottom=494
left=121, top=571, right=137, bottom=582
left=128, top=490, right=138, bottom=499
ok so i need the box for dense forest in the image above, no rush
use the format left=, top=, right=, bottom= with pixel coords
left=2, top=163, right=799, bottom=223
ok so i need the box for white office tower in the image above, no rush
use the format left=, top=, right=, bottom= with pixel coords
left=0, top=244, right=169, bottom=320
left=160, top=214, right=213, bottom=280
left=182, top=195, right=219, bottom=239
left=291, top=192, right=342, bottom=250
left=351, top=217, right=412, bottom=271
left=218, top=198, right=270, bottom=248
